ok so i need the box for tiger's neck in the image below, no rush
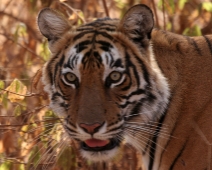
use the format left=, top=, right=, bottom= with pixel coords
left=143, top=29, right=212, bottom=170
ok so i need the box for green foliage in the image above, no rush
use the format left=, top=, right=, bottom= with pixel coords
left=0, top=80, right=5, bottom=91
left=6, top=79, right=27, bottom=103
left=202, top=2, right=212, bottom=12
left=0, top=161, right=12, bottom=170
left=39, top=39, right=50, bottom=61
left=13, top=23, right=27, bottom=43
left=57, top=147, right=77, bottom=170
left=179, top=0, right=187, bottom=10
left=26, top=146, right=41, bottom=169
left=183, top=25, right=202, bottom=36
left=1, top=93, right=8, bottom=108
left=14, top=105, right=22, bottom=117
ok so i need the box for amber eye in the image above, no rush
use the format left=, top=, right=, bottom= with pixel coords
left=64, top=72, right=77, bottom=84
left=109, top=71, right=122, bottom=82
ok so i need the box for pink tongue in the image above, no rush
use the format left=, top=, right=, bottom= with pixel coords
left=85, top=139, right=109, bottom=147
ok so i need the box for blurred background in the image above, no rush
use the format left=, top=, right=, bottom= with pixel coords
left=0, top=0, right=212, bottom=169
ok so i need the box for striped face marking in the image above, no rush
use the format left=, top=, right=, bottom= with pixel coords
left=61, top=33, right=126, bottom=88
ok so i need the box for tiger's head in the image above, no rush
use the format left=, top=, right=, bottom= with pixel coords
left=37, top=5, right=170, bottom=162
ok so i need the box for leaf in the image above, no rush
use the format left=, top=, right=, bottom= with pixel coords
left=14, top=105, right=22, bottom=117
left=39, top=39, right=50, bottom=61
left=183, top=25, right=202, bottom=36
left=6, top=79, right=27, bottom=103
left=18, top=164, right=25, bottom=170
left=0, top=161, right=12, bottom=170
left=0, top=80, right=5, bottom=92
left=0, top=81, right=5, bottom=103
left=26, top=146, right=41, bottom=169
left=57, top=147, right=76, bottom=170
left=0, top=93, right=8, bottom=108
left=179, top=0, right=187, bottom=10
left=202, top=2, right=212, bottom=12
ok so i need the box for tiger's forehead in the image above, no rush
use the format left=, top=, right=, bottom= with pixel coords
left=63, top=27, right=124, bottom=68
left=61, top=25, right=125, bottom=82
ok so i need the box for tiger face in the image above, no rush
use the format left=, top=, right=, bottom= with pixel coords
left=38, top=5, right=170, bottom=162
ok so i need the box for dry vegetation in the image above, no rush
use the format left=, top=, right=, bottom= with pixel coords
left=0, top=0, right=212, bottom=169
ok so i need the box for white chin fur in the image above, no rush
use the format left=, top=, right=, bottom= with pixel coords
left=81, top=147, right=119, bottom=162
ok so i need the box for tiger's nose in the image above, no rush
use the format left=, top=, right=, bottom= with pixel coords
left=79, top=122, right=102, bottom=134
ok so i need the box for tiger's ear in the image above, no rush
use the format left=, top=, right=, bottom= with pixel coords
left=37, top=8, right=70, bottom=43
left=119, top=4, right=154, bottom=48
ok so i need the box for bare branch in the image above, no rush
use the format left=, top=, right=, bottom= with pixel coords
left=0, top=87, right=43, bottom=97
left=151, top=0, right=159, bottom=28
left=0, top=32, right=45, bottom=61
left=61, top=2, right=86, bottom=24
left=102, top=0, right=109, bottom=17
left=162, top=0, right=166, bottom=30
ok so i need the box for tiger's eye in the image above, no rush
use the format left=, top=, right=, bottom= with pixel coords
left=110, top=71, right=122, bottom=82
left=64, top=73, right=77, bottom=83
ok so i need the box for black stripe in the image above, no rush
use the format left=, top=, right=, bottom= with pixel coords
left=51, top=92, right=62, bottom=101
left=111, top=58, right=124, bottom=68
left=134, top=54, right=150, bottom=87
left=93, top=51, right=102, bottom=64
left=158, top=97, right=176, bottom=169
left=59, top=54, right=65, bottom=66
left=71, top=55, right=77, bottom=68
left=65, top=125, right=77, bottom=133
left=129, top=99, right=144, bottom=118
left=143, top=139, right=151, bottom=155
left=105, top=54, right=109, bottom=64
left=109, top=53, right=114, bottom=67
left=107, top=124, right=123, bottom=133
left=76, top=28, right=94, bottom=32
left=53, top=62, right=59, bottom=87
left=73, top=31, right=95, bottom=41
left=53, top=52, right=63, bottom=84
left=185, top=36, right=202, bottom=56
left=120, top=89, right=145, bottom=99
left=119, top=101, right=136, bottom=109
left=121, top=77, right=132, bottom=91
left=169, top=140, right=188, bottom=170
left=125, top=52, right=140, bottom=88
left=97, top=40, right=113, bottom=48
left=46, top=52, right=61, bottom=85
left=148, top=112, right=166, bottom=170
left=99, top=27, right=116, bottom=32
left=175, top=42, right=183, bottom=55
left=203, top=35, right=212, bottom=55
left=98, top=31, right=114, bottom=40
left=75, top=40, right=91, bottom=53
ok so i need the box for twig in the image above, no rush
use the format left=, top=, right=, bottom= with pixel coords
left=2, top=0, right=13, bottom=12
left=61, top=2, right=86, bottom=24
left=0, top=11, right=42, bottom=42
left=162, top=0, right=166, bottom=30
left=151, top=0, right=159, bottom=28
left=0, top=118, right=62, bottom=128
left=0, top=87, right=42, bottom=97
left=0, top=32, right=45, bottom=61
left=102, top=0, right=109, bottom=17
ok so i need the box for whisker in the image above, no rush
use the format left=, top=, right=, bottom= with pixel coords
left=27, top=122, right=62, bottom=134
left=44, top=137, right=67, bottom=170
left=126, top=126, right=171, bottom=140
left=125, top=129, right=166, bottom=151
left=29, top=137, right=56, bottom=170
left=125, top=124, right=171, bottom=138
left=127, top=121, right=169, bottom=128
left=124, top=130, right=157, bottom=160
left=33, top=138, right=60, bottom=170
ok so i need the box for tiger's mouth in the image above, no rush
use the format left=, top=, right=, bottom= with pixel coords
left=81, top=138, right=119, bottom=152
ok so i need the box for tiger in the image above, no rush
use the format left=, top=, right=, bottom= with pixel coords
left=37, top=4, right=212, bottom=170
